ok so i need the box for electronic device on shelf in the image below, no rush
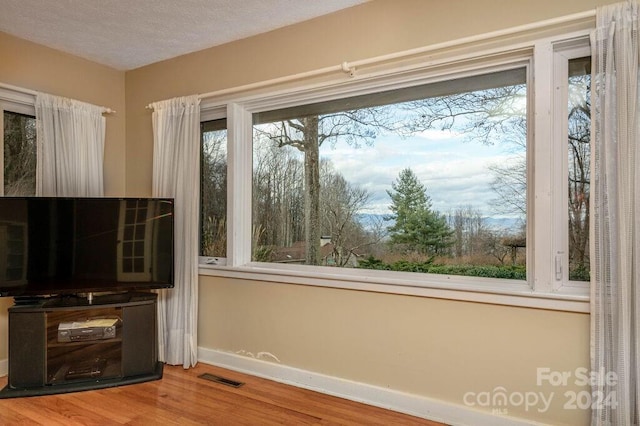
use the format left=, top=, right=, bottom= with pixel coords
left=57, top=317, right=119, bottom=342
left=0, top=197, right=174, bottom=299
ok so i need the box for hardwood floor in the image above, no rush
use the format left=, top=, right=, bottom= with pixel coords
left=0, top=363, right=445, bottom=425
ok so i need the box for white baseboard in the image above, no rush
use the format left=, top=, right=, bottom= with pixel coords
left=198, top=347, right=541, bottom=426
left=0, top=358, right=7, bottom=377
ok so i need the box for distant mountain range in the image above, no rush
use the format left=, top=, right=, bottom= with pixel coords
left=355, top=213, right=523, bottom=233
left=483, top=216, right=524, bottom=231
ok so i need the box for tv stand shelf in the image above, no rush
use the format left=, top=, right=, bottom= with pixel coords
left=0, top=292, right=162, bottom=398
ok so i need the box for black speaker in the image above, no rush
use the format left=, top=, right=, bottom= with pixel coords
left=121, top=302, right=157, bottom=376
left=9, top=311, right=46, bottom=389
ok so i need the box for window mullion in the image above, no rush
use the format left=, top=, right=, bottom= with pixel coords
left=226, top=103, right=253, bottom=266
left=532, top=40, right=555, bottom=293
left=553, top=50, right=571, bottom=290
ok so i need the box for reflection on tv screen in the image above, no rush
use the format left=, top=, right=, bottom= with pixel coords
left=0, top=197, right=174, bottom=297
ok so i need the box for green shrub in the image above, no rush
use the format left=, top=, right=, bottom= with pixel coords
left=358, top=256, right=391, bottom=270
left=427, top=264, right=526, bottom=280
left=569, top=266, right=590, bottom=282
left=358, top=257, right=526, bottom=280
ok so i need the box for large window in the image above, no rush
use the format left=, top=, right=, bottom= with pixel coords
left=251, top=68, right=528, bottom=280
left=2, top=110, right=36, bottom=196
left=199, top=30, right=594, bottom=310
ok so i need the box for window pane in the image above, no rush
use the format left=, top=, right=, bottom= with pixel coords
left=200, top=119, right=227, bottom=257
left=3, top=111, right=36, bottom=196
left=123, top=258, right=133, bottom=273
left=252, top=68, right=528, bottom=280
left=567, top=57, right=591, bottom=282
left=134, top=224, right=145, bottom=240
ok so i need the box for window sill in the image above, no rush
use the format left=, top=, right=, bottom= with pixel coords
left=198, top=263, right=589, bottom=313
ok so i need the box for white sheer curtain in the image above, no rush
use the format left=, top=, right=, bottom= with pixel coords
left=151, top=95, right=200, bottom=368
left=35, top=93, right=105, bottom=196
left=591, top=1, right=640, bottom=424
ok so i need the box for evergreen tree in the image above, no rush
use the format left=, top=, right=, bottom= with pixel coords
left=386, top=168, right=453, bottom=254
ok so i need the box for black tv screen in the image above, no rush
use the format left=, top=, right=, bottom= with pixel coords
left=0, top=197, right=174, bottom=297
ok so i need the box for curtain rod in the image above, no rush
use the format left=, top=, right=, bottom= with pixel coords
left=146, top=8, right=595, bottom=110
left=0, top=82, right=116, bottom=114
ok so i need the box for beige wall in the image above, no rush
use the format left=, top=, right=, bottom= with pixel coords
left=124, top=0, right=618, bottom=423
left=0, top=32, right=126, bottom=359
left=200, top=278, right=590, bottom=424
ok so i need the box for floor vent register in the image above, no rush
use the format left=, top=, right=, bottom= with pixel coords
left=198, top=373, right=245, bottom=388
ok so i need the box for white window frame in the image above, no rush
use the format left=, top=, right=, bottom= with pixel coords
left=198, top=29, right=594, bottom=313
left=199, top=107, right=229, bottom=266
left=0, top=87, right=36, bottom=196
left=551, top=38, right=592, bottom=293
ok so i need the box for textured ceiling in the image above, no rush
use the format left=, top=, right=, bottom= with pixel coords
left=0, top=0, right=367, bottom=70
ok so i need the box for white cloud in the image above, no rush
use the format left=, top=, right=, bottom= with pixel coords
left=317, top=131, right=525, bottom=216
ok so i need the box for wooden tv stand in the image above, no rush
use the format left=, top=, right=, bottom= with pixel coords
left=0, top=292, right=162, bottom=398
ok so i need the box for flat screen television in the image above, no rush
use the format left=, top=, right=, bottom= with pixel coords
left=0, top=197, right=174, bottom=297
